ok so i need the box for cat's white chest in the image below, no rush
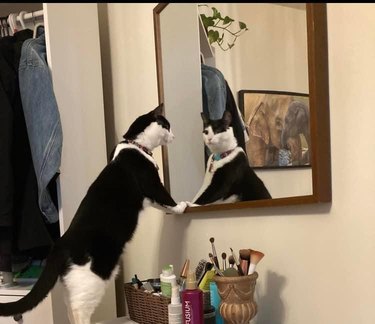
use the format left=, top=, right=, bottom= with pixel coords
left=192, top=168, right=214, bottom=202
left=112, top=143, right=158, bottom=169
left=193, top=148, right=242, bottom=203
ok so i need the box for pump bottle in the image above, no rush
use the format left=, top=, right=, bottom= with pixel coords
left=168, top=285, right=183, bottom=324
left=160, top=264, right=177, bottom=297
left=181, top=271, right=203, bottom=324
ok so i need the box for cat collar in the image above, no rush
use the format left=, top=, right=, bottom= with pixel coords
left=209, top=148, right=235, bottom=172
left=123, top=139, right=153, bottom=157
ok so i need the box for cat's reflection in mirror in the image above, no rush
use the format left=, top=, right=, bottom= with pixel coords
left=187, top=110, right=271, bottom=207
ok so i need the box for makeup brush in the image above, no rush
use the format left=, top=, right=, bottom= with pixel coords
left=179, top=259, right=190, bottom=288
left=209, top=237, right=220, bottom=269
left=195, top=259, right=208, bottom=284
left=228, top=255, right=235, bottom=268
left=248, top=250, right=265, bottom=275
left=223, top=255, right=239, bottom=276
left=239, top=249, right=252, bottom=275
left=209, top=253, right=224, bottom=276
left=180, top=259, right=190, bottom=280
left=221, top=252, right=227, bottom=270
left=230, top=247, right=244, bottom=276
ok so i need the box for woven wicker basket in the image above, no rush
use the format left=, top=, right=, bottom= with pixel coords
left=124, top=283, right=171, bottom=324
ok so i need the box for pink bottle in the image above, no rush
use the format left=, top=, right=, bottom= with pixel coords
left=181, top=271, right=204, bottom=324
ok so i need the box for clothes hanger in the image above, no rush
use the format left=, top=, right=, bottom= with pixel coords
left=18, top=11, right=27, bottom=30
left=200, top=52, right=205, bottom=64
left=33, top=22, right=44, bottom=38
left=2, top=18, right=10, bottom=37
left=32, top=10, right=44, bottom=39
left=7, top=13, right=18, bottom=35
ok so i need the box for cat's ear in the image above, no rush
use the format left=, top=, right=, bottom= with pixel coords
left=201, top=112, right=209, bottom=125
left=151, top=104, right=164, bottom=117
left=222, top=110, right=232, bottom=128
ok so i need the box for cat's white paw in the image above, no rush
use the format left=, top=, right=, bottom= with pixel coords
left=170, top=201, right=187, bottom=214
left=186, top=201, right=200, bottom=208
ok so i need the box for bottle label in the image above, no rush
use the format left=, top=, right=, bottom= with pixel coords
left=184, top=300, right=193, bottom=324
left=161, top=281, right=172, bottom=297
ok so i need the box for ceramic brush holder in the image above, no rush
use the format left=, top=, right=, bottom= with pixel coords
left=213, top=272, right=258, bottom=324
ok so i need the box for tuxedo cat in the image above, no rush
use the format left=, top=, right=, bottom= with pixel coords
left=190, top=110, right=271, bottom=205
left=0, top=105, right=186, bottom=324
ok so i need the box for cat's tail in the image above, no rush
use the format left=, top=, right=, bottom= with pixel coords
left=0, top=245, right=67, bottom=317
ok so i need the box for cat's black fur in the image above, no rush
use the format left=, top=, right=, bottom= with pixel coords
left=0, top=105, right=186, bottom=323
left=192, top=110, right=271, bottom=205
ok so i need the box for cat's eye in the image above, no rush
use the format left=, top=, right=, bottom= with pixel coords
left=203, top=130, right=208, bottom=135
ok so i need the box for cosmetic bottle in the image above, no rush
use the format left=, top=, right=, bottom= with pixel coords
left=179, top=259, right=190, bottom=290
left=168, top=285, right=183, bottom=324
left=209, top=281, right=223, bottom=324
left=131, top=277, right=138, bottom=289
left=203, top=291, right=215, bottom=324
left=198, top=269, right=215, bottom=292
left=181, top=271, right=203, bottom=324
left=160, top=264, right=177, bottom=297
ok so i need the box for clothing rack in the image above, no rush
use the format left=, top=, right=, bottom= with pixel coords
left=16, top=9, right=44, bottom=22
left=3, top=9, right=44, bottom=38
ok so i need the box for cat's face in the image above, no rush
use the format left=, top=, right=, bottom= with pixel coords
left=201, top=111, right=237, bottom=154
left=144, top=113, right=175, bottom=146
left=124, top=105, right=174, bottom=148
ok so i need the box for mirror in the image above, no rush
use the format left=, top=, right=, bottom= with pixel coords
left=154, top=3, right=331, bottom=212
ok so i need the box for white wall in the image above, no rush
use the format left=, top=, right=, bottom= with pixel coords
left=99, top=3, right=375, bottom=324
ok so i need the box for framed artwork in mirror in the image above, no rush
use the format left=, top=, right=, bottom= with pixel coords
left=239, top=90, right=310, bottom=169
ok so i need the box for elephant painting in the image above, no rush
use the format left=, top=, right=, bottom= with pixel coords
left=281, top=100, right=310, bottom=165
left=241, top=91, right=310, bottom=168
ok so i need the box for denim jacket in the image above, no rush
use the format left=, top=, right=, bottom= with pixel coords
left=201, top=64, right=227, bottom=120
left=201, top=64, right=247, bottom=160
left=18, top=33, right=62, bottom=224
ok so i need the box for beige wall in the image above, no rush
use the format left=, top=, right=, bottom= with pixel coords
left=99, top=3, right=375, bottom=324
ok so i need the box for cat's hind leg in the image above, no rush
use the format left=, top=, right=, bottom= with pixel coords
left=71, top=309, right=92, bottom=324
left=63, top=262, right=108, bottom=324
left=64, top=291, right=76, bottom=324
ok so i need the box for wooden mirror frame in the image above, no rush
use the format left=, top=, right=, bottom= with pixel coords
left=153, top=3, right=331, bottom=213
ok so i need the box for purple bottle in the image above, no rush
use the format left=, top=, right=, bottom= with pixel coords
left=181, top=271, right=204, bottom=324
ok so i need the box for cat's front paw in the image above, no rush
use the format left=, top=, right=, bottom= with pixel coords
left=186, top=201, right=200, bottom=208
left=170, top=201, right=187, bottom=214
